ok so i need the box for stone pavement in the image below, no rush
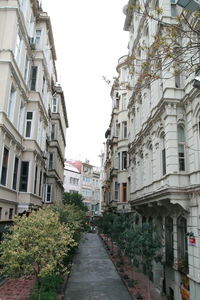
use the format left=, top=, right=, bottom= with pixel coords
left=0, top=277, right=35, bottom=300
left=64, top=233, right=133, bottom=300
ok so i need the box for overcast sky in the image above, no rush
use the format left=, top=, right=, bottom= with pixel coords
left=42, top=0, right=129, bottom=166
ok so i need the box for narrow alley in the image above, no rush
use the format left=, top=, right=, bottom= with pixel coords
left=64, top=233, right=133, bottom=300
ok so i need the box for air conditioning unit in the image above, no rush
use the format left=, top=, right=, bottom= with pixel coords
left=29, top=37, right=36, bottom=50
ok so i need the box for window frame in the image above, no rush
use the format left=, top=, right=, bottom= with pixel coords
left=30, top=66, right=38, bottom=91
left=122, top=151, right=128, bottom=170
left=19, top=161, right=29, bottom=192
left=177, top=125, right=186, bottom=172
left=45, top=184, right=52, bottom=203
left=25, top=111, right=33, bottom=138
left=12, top=156, right=19, bottom=190
left=0, top=147, right=9, bottom=186
left=7, top=84, right=16, bottom=122
left=52, top=97, right=58, bottom=113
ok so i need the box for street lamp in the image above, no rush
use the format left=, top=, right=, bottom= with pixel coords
left=177, top=0, right=200, bottom=12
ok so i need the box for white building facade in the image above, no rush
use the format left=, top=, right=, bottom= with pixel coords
left=103, top=55, right=131, bottom=214
left=104, top=0, right=200, bottom=299
left=0, top=0, right=68, bottom=237
left=64, top=162, right=81, bottom=194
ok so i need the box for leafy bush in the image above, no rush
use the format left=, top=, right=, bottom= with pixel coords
left=0, top=209, right=76, bottom=286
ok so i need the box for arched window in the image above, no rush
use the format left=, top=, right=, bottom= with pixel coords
left=161, top=132, right=166, bottom=175
left=165, top=217, right=174, bottom=266
left=177, top=217, right=188, bottom=274
left=177, top=125, right=186, bottom=171
left=135, top=214, right=139, bottom=225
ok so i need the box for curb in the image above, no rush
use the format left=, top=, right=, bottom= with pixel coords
left=0, top=278, right=8, bottom=287
left=98, top=234, right=136, bottom=300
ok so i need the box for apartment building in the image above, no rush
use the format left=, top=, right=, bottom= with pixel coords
left=103, top=55, right=131, bottom=214
left=66, top=160, right=101, bottom=215
left=64, top=161, right=81, bottom=194
left=0, top=0, right=68, bottom=236
left=103, top=0, right=200, bottom=299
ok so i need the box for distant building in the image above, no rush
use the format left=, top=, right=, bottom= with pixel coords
left=64, top=162, right=81, bottom=194
left=65, top=160, right=100, bottom=215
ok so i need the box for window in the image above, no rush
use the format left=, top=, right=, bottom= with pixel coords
left=123, top=121, right=127, bottom=138
left=69, top=190, right=79, bottom=194
left=171, top=0, right=177, bottom=16
left=1, top=147, right=9, bottom=186
left=51, top=124, right=56, bottom=140
left=177, top=217, right=188, bottom=273
left=122, top=151, right=127, bottom=170
left=12, top=156, right=19, bottom=190
left=45, top=184, right=52, bottom=202
left=161, top=133, right=166, bottom=175
left=175, top=72, right=181, bottom=88
left=35, top=29, right=42, bottom=49
left=9, top=208, right=13, bottom=220
left=70, top=177, right=79, bottom=185
left=177, top=217, right=188, bottom=259
left=121, top=68, right=127, bottom=82
left=114, top=182, right=119, bottom=201
left=83, top=176, right=91, bottom=183
left=116, top=122, right=120, bottom=137
left=14, top=32, right=21, bottom=63
left=7, top=84, right=16, bottom=121
left=118, top=152, right=120, bottom=169
left=178, top=125, right=186, bottom=171
left=19, top=161, right=29, bottom=192
left=49, top=153, right=53, bottom=169
left=0, top=207, right=2, bottom=220
left=144, top=25, right=149, bottom=48
left=122, top=183, right=127, bottom=202
left=122, top=93, right=127, bottom=110
left=52, top=98, right=58, bottom=113
left=115, top=93, right=120, bottom=109
left=24, top=55, right=29, bottom=83
left=165, top=217, right=174, bottom=265
left=30, top=66, right=38, bottom=91
left=34, top=166, right=38, bottom=194
left=42, top=76, right=46, bottom=94
left=18, top=101, right=25, bottom=135
left=20, top=0, right=27, bottom=13
left=25, top=112, right=33, bottom=138
left=39, top=170, right=42, bottom=196
left=81, top=188, right=92, bottom=198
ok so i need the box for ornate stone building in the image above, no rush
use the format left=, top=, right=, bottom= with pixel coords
left=0, top=0, right=68, bottom=236
left=103, top=0, right=200, bottom=299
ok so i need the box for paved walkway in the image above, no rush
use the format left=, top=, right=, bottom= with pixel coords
left=64, top=233, right=133, bottom=300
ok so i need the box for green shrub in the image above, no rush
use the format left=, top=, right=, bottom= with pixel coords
left=29, top=290, right=56, bottom=300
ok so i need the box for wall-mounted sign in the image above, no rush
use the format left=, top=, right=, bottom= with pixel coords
left=189, top=236, right=196, bottom=246
left=180, top=285, right=190, bottom=300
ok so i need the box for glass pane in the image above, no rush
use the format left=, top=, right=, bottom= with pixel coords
left=25, top=121, right=31, bottom=137
left=27, top=112, right=33, bottom=119
left=178, top=126, right=185, bottom=142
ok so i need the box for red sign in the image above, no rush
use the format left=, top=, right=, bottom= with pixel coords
left=189, top=236, right=196, bottom=246
left=180, top=286, right=190, bottom=300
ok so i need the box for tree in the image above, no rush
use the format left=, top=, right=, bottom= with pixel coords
left=105, top=3, right=200, bottom=94
left=63, top=192, right=87, bottom=211
left=0, top=209, right=76, bottom=287
left=124, top=223, right=162, bottom=300
left=51, top=204, right=86, bottom=243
